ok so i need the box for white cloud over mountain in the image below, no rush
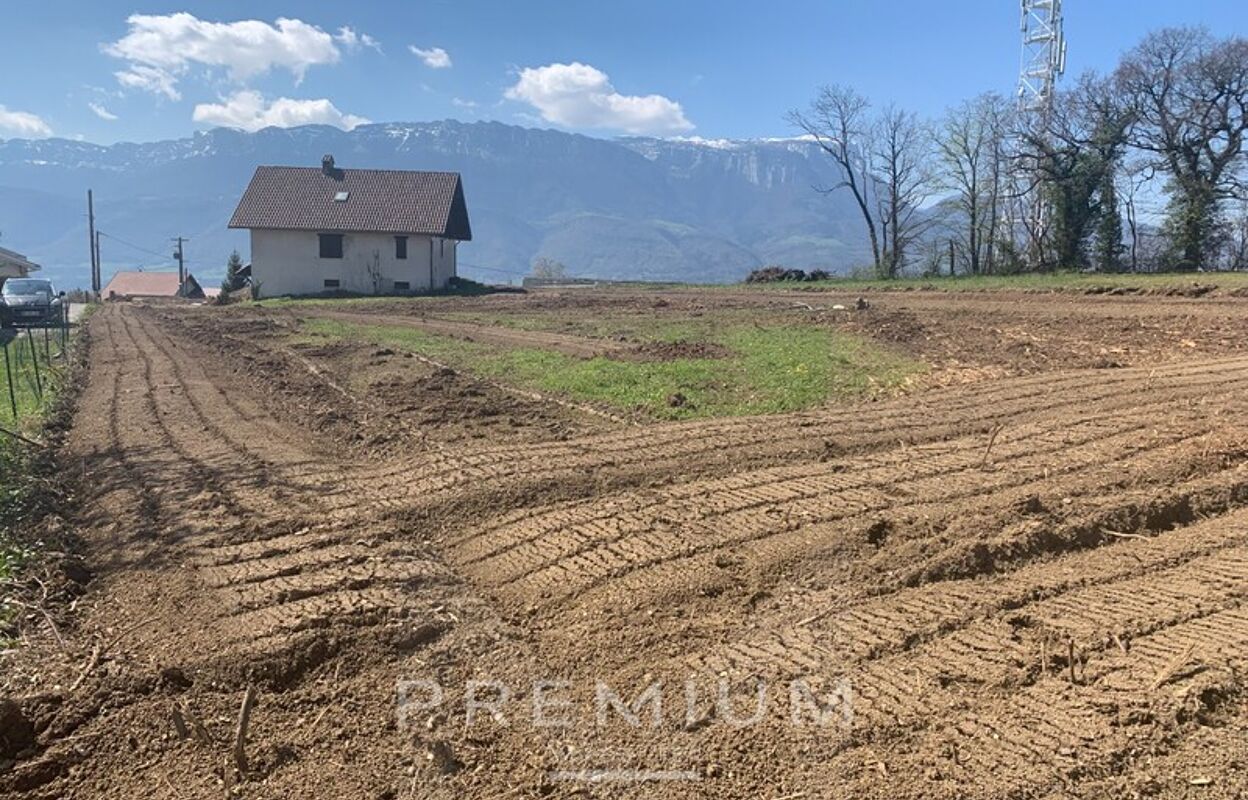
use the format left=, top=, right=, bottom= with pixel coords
left=104, top=13, right=372, bottom=99
left=192, top=90, right=368, bottom=132
left=88, top=102, right=119, bottom=121
left=0, top=105, right=52, bottom=138
left=505, top=62, right=693, bottom=135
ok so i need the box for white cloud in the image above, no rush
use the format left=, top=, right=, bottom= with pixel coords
left=88, top=102, right=119, bottom=121
left=504, top=62, right=693, bottom=135
left=336, top=26, right=381, bottom=52
left=115, top=64, right=181, bottom=100
left=192, top=90, right=368, bottom=132
left=451, top=97, right=478, bottom=109
left=0, top=106, right=52, bottom=138
left=104, top=13, right=357, bottom=98
left=409, top=46, right=452, bottom=69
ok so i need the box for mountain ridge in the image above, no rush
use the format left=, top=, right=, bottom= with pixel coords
left=0, top=120, right=868, bottom=287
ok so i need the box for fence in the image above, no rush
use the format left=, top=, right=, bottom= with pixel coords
left=0, top=304, right=74, bottom=427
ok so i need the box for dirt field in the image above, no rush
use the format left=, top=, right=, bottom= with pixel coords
left=3, top=287, right=1247, bottom=799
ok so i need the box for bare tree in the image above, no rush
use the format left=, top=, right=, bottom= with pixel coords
left=531, top=257, right=568, bottom=279
left=1116, top=157, right=1155, bottom=271
left=871, top=106, right=935, bottom=278
left=1218, top=200, right=1248, bottom=269
left=1116, top=28, right=1248, bottom=269
left=789, top=86, right=883, bottom=273
left=936, top=93, right=1009, bottom=275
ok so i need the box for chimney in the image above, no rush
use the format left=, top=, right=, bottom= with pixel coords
left=322, top=154, right=335, bottom=175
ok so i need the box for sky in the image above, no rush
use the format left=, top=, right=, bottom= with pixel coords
left=0, top=0, right=1245, bottom=145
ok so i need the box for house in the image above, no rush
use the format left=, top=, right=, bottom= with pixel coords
left=0, top=246, right=41, bottom=286
left=102, top=271, right=205, bottom=301
left=228, top=155, right=472, bottom=298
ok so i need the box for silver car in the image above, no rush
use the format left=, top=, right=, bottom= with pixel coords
left=0, top=278, right=65, bottom=327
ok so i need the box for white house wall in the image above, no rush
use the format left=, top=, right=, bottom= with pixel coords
left=249, top=229, right=457, bottom=297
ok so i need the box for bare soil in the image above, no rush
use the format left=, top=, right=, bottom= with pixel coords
left=3, top=288, right=1247, bottom=800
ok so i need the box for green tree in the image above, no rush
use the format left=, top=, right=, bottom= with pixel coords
left=221, top=250, right=245, bottom=292
left=1093, top=168, right=1125, bottom=271
left=1116, top=28, right=1248, bottom=270
left=1018, top=75, right=1130, bottom=270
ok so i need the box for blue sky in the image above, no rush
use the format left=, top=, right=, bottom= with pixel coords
left=1, top=0, right=1245, bottom=145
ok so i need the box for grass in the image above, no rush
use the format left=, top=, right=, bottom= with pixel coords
left=0, top=315, right=87, bottom=636
left=0, top=327, right=69, bottom=428
left=296, top=316, right=921, bottom=419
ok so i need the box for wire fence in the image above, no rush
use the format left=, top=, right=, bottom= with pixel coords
left=0, top=305, right=74, bottom=428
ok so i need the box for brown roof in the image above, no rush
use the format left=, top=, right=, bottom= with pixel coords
left=228, top=165, right=472, bottom=240
left=102, top=271, right=183, bottom=298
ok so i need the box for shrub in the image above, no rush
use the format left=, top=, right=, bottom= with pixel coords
left=744, top=266, right=836, bottom=283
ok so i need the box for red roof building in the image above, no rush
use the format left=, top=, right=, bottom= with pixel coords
left=102, top=271, right=204, bottom=300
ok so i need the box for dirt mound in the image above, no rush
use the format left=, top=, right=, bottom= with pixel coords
left=369, top=367, right=592, bottom=443
left=616, top=339, right=732, bottom=361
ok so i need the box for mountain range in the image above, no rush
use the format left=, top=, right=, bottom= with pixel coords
left=0, top=121, right=870, bottom=288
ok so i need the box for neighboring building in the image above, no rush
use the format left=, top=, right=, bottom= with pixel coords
left=0, top=246, right=41, bottom=285
left=228, top=155, right=471, bottom=298
left=103, top=271, right=205, bottom=301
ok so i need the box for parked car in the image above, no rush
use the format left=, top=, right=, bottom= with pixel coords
left=0, top=278, right=65, bottom=327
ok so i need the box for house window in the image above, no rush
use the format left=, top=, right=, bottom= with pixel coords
left=319, top=233, right=344, bottom=259
left=324, top=279, right=340, bottom=289
left=393, top=281, right=410, bottom=293
left=395, top=236, right=408, bottom=260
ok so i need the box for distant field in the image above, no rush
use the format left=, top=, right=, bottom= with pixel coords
left=253, top=270, right=1248, bottom=305
left=735, top=270, right=1248, bottom=293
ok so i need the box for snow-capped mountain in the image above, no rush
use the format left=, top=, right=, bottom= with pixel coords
left=0, top=121, right=868, bottom=287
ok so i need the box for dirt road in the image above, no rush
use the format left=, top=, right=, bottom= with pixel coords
left=4, top=301, right=1247, bottom=799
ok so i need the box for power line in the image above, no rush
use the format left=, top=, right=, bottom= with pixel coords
left=97, top=231, right=173, bottom=262
left=458, top=261, right=530, bottom=277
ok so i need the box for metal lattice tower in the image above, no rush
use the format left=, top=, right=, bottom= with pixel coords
left=1015, top=0, right=1067, bottom=267
left=1017, top=0, right=1067, bottom=114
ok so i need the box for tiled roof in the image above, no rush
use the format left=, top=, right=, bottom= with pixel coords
left=102, top=271, right=183, bottom=298
left=228, top=165, right=472, bottom=240
left=0, top=246, right=40, bottom=273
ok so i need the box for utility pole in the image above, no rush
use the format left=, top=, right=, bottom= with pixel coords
left=94, top=230, right=102, bottom=291
left=87, top=190, right=99, bottom=296
left=172, top=237, right=186, bottom=285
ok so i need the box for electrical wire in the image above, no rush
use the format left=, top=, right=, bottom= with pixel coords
left=97, top=231, right=173, bottom=262
left=458, top=261, right=531, bottom=277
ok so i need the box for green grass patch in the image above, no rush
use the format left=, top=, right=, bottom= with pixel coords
left=0, top=327, right=69, bottom=428
left=297, top=316, right=921, bottom=419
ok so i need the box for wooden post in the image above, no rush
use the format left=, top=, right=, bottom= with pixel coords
left=233, top=686, right=256, bottom=774
left=2, top=340, right=16, bottom=420
left=87, top=190, right=99, bottom=296
left=26, top=328, right=42, bottom=399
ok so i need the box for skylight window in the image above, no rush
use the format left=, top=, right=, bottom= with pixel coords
left=333, top=191, right=350, bottom=202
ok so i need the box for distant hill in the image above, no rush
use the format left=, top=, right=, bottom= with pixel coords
left=0, top=121, right=870, bottom=288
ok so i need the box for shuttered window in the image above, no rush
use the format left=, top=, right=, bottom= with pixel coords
left=318, top=233, right=344, bottom=259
